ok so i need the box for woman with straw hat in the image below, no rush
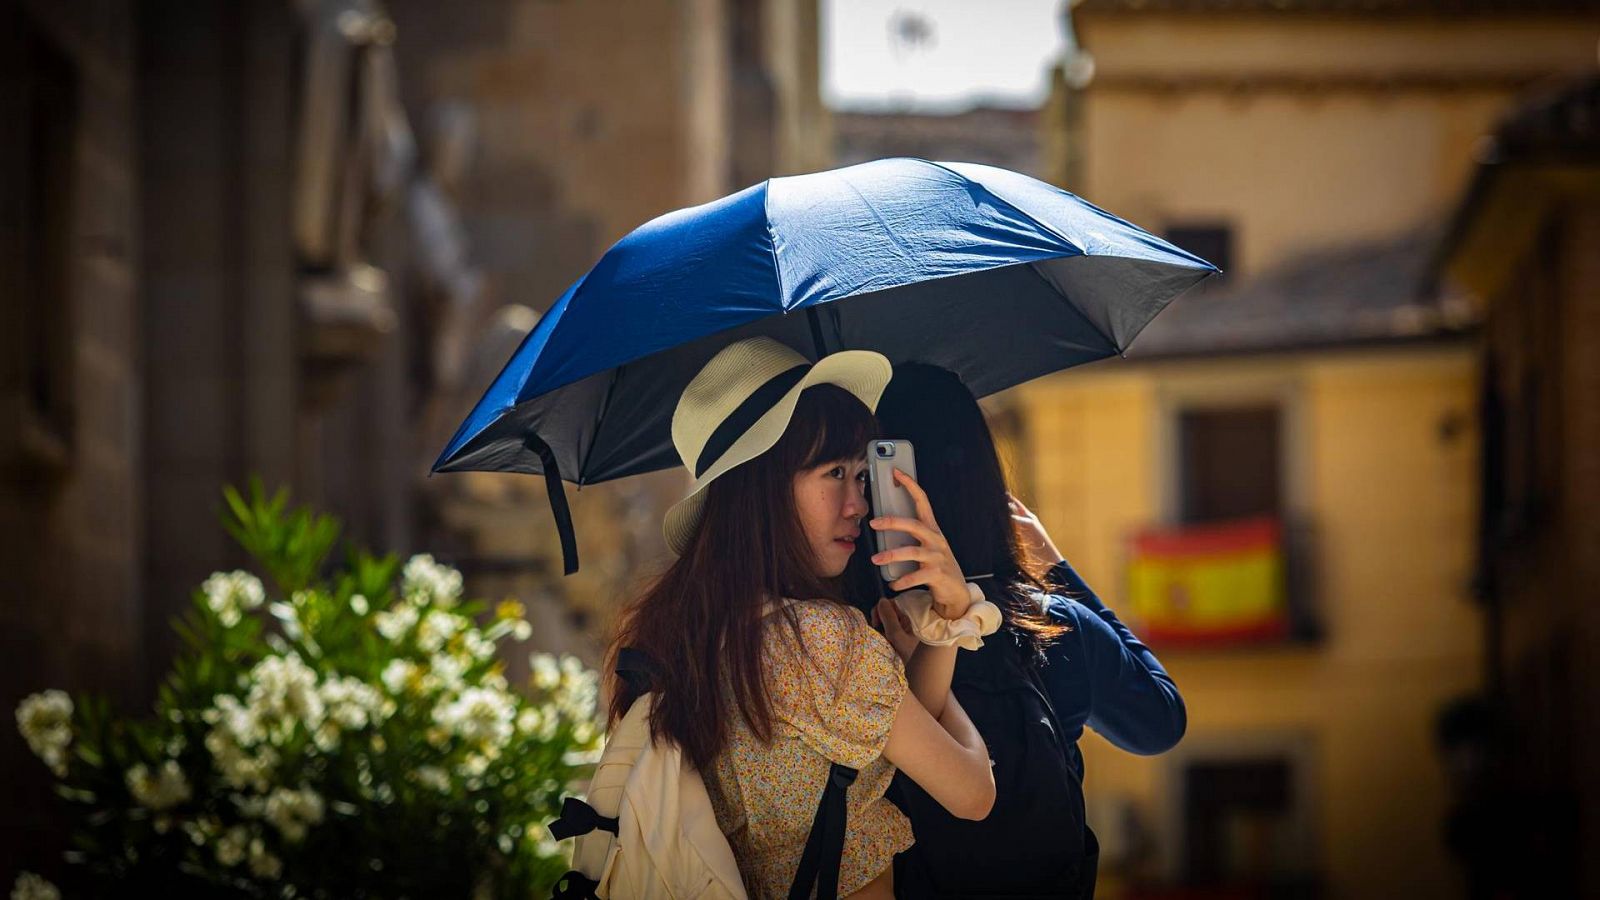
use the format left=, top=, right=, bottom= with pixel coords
left=605, top=337, right=999, bottom=900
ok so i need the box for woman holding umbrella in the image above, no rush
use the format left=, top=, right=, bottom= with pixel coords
left=860, top=363, right=1187, bottom=899
left=606, top=338, right=1002, bottom=899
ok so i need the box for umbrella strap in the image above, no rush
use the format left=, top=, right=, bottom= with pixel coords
left=524, top=433, right=579, bottom=576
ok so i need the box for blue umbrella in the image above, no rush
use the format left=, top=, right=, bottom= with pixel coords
left=433, top=158, right=1217, bottom=573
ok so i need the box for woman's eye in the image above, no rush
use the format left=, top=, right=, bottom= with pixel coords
left=826, top=465, right=845, bottom=479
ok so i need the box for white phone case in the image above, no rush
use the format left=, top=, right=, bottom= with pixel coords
left=868, top=439, right=919, bottom=583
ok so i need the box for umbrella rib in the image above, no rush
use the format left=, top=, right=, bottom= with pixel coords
left=920, top=159, right=1085, bottom=257
left=575, top=366, right=622, bottom=486
left=761, top=181, right=794, bottom=312
left=1022, top=260, right=1121, bottom=355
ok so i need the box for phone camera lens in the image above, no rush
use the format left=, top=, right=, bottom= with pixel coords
left=875, top=442, right=892, bottom=458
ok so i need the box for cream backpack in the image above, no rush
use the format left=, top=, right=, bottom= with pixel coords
left=547, top=649, right=859, bottom=900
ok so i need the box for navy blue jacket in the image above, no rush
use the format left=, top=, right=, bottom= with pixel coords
left=1037, top=559, right=1187, bottom=776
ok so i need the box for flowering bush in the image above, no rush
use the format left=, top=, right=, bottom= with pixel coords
left=12, top=482, right=602, bottom=899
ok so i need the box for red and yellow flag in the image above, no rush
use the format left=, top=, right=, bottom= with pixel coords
left=1126, top=517, right=1287, bottom=647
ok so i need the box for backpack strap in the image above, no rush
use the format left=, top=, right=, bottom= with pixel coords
left=550, top=870, right=601, bottom=900
left=787, top=762, right=860, bottom=900
left=615, top=646, right=655, bottom=696
left=548, top=796, right=619, bottom=841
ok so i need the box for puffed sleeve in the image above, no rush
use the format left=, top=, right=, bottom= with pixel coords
left=766, top=601, right=908, bottom=770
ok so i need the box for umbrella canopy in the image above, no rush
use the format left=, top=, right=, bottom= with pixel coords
left=433, top=158, right=1217, bottom=572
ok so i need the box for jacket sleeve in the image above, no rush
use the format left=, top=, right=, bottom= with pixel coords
left=1044, top=559, right=1187, bottom=755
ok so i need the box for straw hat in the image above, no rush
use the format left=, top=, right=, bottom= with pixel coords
left=663, top=337, right=891, bottom=555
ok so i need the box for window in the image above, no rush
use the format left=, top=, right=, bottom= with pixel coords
left=1177, top=405, right=1281, bottom=524
left=1166, top=223, right=1233, bottom=284
left=1124, top=400, right=1320, bottom=646
left=1181, top=755, right=1320, bottom=892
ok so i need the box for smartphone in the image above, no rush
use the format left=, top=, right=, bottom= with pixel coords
left=867, top=439, right=919, bottom=583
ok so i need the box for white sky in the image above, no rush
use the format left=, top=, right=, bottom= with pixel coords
left=821, top=0, right=1068, bottom=113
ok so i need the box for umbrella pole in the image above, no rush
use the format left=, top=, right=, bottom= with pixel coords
left=806, top=306, right=831, bottom=359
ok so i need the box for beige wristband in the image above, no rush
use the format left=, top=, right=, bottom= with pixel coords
left=891, top=583, right=1002, bottom=651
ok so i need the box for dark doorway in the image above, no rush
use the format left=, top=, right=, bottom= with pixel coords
left=1182, top=757, right=1322, bottom=897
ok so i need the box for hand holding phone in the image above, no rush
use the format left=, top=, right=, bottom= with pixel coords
left=867, top=439, right=975, bottom=617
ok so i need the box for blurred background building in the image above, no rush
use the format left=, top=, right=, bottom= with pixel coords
left=824, top=0, right=1597, bottom=896
left=1, top=0, right=824, bottom=880
left=1018, top=2, right=1597, bottom=897
left=1430, top=72, right=1600, bottom=900
left=4, top=0, right=1598, bottom=895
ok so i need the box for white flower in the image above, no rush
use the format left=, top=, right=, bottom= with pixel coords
left=273, top=595, right=309, bottom=641
left=416, top=610, right=461, bottom=653
left=264, top=785, right=326, bottom=843
left=402, top=554, right=464, bottom=607
left=125, top=760, right=192, bottom=810
left=433, top=687, right=515, bottom=747
left=421, top=653, right=467, bottom=695
left=530, top=654, right=561, bottom=691
left=320, top=675, right=384, bottom=730
left=247, top=837, right=283, bottom=879
left=412, top=765, right=451, bottom=793
left=515, top=706, right=544, bottom=736
left=381, top=659, right=418, bottom=695
left=512, top=619, right=533, bottom=641
left=374, top=603, right=419, bottom=641
left=349, top=593, right=369, bottom=615
left=532, top=824, right=567, bottom=861
left=563, top=745, right=603, bottom=766
left=462, top=630, right=496, bottom=662
left=571, top=718, right=599, bottom=748
left=313, top=721, right=341, bottom=753
left=232, top=793, right=267, bottom=818
left=531, top=702, right=560, bottom=741
left=552, top=664, right=601, bottom=722
left=457, top=752, right=491, bottom=778
left=15, top=690, right=73, bottom=777
left=203, top=695, right=265, bottom=745
left=205, top=732, right=275, bottom=792
left=203, top=695, right=277, bottom=791
left=246, top=653, right=324, bottom=731
left=201, top=570, right=266, bottom=627
left=10, top=872, right=60, bottom=900
left=215, top=825, right=250, bottom=867
left=182, top=816, right=220, bottom=847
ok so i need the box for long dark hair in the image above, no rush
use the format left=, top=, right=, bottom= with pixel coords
left=606, top=384, right=878, bottom=771
left=866, top=362, right=1067, bottom=660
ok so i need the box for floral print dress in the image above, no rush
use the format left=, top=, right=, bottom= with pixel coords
left=704, top=599, right=913, bottom=899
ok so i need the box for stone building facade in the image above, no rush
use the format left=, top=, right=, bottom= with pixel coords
left=1, top=0, right=823, bottom=881
left=1432, top=73, right=1600, bottom=899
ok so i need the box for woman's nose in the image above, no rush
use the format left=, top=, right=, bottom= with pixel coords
left=844, top=485, right=869, bottom=519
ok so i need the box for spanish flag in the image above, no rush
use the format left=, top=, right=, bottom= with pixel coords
left=1126, top=517, right=1287, bottom=646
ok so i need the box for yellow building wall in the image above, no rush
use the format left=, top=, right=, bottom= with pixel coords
left=1069, top=15, right=1600, bottom=278
left=1011, top=344, right=1481, bottom=899
left=1081, top=89, right=1514, bottom=276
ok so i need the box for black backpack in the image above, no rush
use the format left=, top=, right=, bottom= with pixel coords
left=889, top=620, right=1098, bottom=899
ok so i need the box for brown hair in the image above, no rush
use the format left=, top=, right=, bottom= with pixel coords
left=606, top=384, right=878, bottom=770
